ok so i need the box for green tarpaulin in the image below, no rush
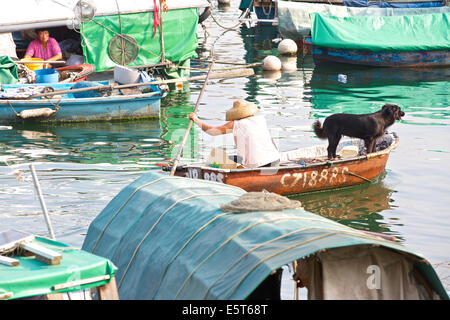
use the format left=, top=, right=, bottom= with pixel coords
left=81, top=9, right=199, bottom=72
left=0, top=236, right=117, bottom=299
left=82, top=172, right=448, bottom=300
left=311, top=12, right=450, bottom=51
left=0, top=56, right=18, bottom=84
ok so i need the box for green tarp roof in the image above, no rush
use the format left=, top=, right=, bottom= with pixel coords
left=81, top=8, right=199, bottom=72
left=0, top=236, right=117, bottom=299
left=82, top=172, right=448, bottom=300
left=311, top=12, right=450, bottom=51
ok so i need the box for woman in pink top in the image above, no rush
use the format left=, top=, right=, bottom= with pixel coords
left=189, top=99, right=280, bottom=168
left=24, top=29, right=62, bottom=68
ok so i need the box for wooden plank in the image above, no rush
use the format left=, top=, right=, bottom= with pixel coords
left=53, top=275, right=111, bottom=291
left=0, top=229, right=34, bottom=254
left=0, top=292, right=13, bottom=299
left=97, top=277, right=119, bottom=300
left=20, top=242, right=62, bottom=265
left=46, top=293, right=64, bottom=300
left=0, top=255, right=19, bottom=266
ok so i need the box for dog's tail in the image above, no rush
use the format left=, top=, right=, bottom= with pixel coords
left=313, top=120, right=327, bottom=139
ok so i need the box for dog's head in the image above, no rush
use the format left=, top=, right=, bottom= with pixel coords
left=381, top=104, right=404, bottom=121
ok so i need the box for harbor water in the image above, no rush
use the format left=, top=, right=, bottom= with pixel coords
left=1, top=0, right=449, bottom=297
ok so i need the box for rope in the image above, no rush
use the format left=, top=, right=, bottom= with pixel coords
left=6, top=101, right=19, bottom=117
left=207, top=0, right=254, bottom=31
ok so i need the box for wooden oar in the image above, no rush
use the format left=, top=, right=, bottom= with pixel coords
left=170, top=59, right=216, bottom=176
left=29, top=68, right=254, bottom=99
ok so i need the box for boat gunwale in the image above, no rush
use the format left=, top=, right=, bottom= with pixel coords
left=0, top=89, right=165, bottom=105
left=178, top=135, right=399, bottom=174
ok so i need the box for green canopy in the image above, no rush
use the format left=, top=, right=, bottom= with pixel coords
left=0, top=56, right=18, bottom=84
left=311, top=12, right=450, bottom=52
left=0, top=236, right=117, bottom=299
left=81, top=8, right=199, bottom=72
left=82, top=172, right=448, bottom=300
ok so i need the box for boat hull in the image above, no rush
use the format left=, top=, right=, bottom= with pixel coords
left=174, top=154, right=389, bottom=195
left=0, top=82, right=164, bottom=123
left=172, top=135, right=399, bottom=196
left=0, top=94, right=162, bottom=123
left=311, top=46, right=450, bottom=67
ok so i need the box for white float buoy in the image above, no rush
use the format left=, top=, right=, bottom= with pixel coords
left=262, top=55, right=282, bottom=71
left=278, top=39, right=298, bottom=55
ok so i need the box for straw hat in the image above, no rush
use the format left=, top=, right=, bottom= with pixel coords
left=225, top=99, right=259, bottom=121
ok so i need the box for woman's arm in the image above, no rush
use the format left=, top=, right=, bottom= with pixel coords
left=189, top=113, right=234, bottom=136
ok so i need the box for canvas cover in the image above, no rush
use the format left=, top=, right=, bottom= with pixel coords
left=82, top=171, right=448, bottom=300
left=81, top=9, right=199, bottom=72
left=0, top=236, right=117, bottom=299
left=0, top=56, right=18, bottom=84
left=311, top=12, right=450, bottom=51
left=277, top=1, right=450, bottom=38
left=0, top=0, right=210, bottom=32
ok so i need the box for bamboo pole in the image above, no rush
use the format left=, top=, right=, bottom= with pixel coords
left=170, top=59, right=216, bottom=176
left=29, top=68, right=254, bottom=99
left=29, top=164, right=56, bottom=240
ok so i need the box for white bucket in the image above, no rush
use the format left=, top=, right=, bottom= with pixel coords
left=113, top=65, right=141, bottom=85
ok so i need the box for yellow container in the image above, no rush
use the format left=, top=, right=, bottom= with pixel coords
left=21, top=58, right=44, bottom=71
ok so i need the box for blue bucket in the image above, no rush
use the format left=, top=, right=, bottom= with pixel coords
left=35, top=68, right=59, bottom=84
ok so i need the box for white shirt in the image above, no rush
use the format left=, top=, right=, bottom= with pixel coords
left=233, top=115, right=280, bottom=168
left=0, top=33, right=17, bottom=59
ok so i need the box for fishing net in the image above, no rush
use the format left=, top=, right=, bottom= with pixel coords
left=108, top=34, right=140, bottom=65
left=220, top=191, right=302, bottom=213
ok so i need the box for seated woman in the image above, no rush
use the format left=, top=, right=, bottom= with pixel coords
left=189, top=99, right=280, bottom=168
left=23, top=29, right=62, bottom=68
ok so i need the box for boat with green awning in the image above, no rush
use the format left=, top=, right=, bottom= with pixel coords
left=82, top=172, right=449, bottom=300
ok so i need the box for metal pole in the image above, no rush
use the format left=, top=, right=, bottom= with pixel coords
left=29, top=164, right=55, bottom=240
left=170, top=59, right=216, bottom=176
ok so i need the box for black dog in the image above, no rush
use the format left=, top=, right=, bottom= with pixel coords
left=313, top=104, right=404, bottom=159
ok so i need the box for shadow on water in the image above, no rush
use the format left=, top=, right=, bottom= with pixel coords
left=289, top=173, right=402, bottom=241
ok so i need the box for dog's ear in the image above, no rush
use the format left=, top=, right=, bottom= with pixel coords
left=381, top=104, right=393, bottom=116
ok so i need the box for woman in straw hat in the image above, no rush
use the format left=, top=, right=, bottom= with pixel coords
left=189, top=99, right=280, bottom=168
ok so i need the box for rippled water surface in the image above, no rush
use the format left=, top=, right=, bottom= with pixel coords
left=1, top=0, right=449, bottom=295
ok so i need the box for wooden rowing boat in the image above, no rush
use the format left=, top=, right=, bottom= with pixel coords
left=167, top=133, right=399, bottom=196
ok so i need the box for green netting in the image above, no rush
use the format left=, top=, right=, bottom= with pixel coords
left=81, top=9, right=199, bottom=72
left=311, top=12, right=450, bottom=51
left=0, top=236, right=117, bottom=299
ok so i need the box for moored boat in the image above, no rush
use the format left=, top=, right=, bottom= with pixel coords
left=0, top=80, right=165, bottom=123
left=2, top=0, right=211, bottom=79
left=81, top=171, right=448, bottom=300
left=166, top=133, right=399, bottom=195
left=308, top=11, right=450, bottom=67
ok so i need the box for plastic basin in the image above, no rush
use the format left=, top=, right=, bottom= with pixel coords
left=35, top=68, right=59, bottom=83
left=21, top=58, right=44, bottom=71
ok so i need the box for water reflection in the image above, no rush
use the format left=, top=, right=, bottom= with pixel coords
left=0, top=88, right=202, bottom=168
left=289, top=174, right=400, bottom=238
left=309, top=65, right=450, bottom=124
